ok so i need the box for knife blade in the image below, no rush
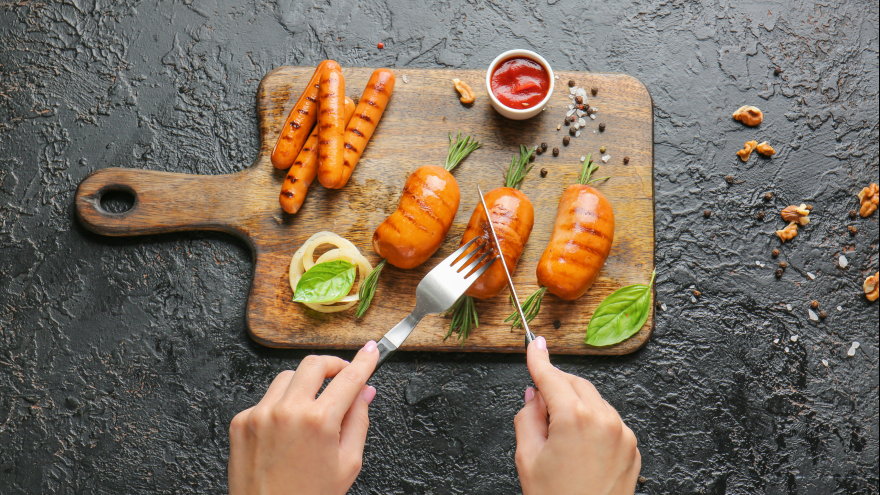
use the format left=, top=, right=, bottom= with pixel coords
left=476, top=185, right=537, bottom=348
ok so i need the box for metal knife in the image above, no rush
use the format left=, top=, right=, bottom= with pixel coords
left=477, top=185, right=537, bottom=348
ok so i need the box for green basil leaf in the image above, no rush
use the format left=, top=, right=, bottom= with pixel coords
left=293, top=260, right=357, bottom=304
left=585, top=271, right=655, bottom=347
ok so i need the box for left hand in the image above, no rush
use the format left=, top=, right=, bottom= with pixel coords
left=228, top=341, right=379, bottom=495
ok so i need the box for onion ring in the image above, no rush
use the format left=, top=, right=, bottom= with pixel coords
left=289, top=232, right=374, bottom=313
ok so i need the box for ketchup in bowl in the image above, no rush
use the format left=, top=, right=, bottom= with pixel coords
left=490, top=56, right=551, bottom=109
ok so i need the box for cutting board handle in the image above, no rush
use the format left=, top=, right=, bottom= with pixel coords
left=75, top=167, right=250, bottom=238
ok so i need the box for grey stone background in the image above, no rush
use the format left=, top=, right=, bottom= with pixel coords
left=1, top=0, right=877, bottom=493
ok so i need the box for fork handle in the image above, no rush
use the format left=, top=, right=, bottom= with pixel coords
left=375, top=337, right=397, bottom=371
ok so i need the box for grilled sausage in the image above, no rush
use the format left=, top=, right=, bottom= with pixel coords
left=326, top=68, right=395, bottom=189
left=372, top=165, right=460, bottom=269
left=459, top=187, right=534, bottom=299
left=279, top=97, right=355, bottom=214
left=536, top=184, right=614, bottom=300
left=271, top=60, right=341, bottom=170
left=316, top=69, right=346, bottom=188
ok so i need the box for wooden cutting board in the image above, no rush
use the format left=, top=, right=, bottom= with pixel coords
left=75, top=66, right=654, bottom=355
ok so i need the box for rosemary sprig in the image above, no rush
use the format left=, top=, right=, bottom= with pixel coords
left=578, top=154, right=610, bottom=185
left=355, top=259, right=386, bottom=318
left=442, top=295, right=479, bottom=345
left=504, top=145, right=536, bottom=189
left=504, top=286, right=548, bottom=330
left=445, top=131, right=482, bottom=172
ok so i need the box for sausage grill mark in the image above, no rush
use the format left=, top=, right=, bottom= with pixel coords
left=281, top=190, right=295, bottom=198
left=351, top=129, right=364, bottom=138
left=290, top=122, right=300, bottom=129
left=344, top=143, right=357, bottom=151
left=356, top=113, right=373, bottom=124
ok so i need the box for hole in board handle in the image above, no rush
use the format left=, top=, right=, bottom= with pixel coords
left=98, top=187, right=136, bottom=214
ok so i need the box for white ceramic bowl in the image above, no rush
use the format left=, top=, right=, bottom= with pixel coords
left=486, top=49, right=554, bottom=120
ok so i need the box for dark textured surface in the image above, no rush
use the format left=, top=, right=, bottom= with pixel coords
left=1, top=0, right=878, bottom=493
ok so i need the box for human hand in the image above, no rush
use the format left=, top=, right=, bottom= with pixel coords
left=228, top=341, right=379, bottom=495
left=515, top=336, right=641, bottom=495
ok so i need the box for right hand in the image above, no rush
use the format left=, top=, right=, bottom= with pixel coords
left=515, top=336, right=641, bottom=495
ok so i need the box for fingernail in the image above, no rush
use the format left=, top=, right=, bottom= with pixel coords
left=362, top=385, right=377, bottom=405
left=363, top=340, right=377, bottom=353
left=536, top=336, right=547, bottom=351
left=524, top=387, right=535, bottom=404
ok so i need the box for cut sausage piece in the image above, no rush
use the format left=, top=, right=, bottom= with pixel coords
left=459, top=187, right=535, bottom=299
left=271, top=60, right=341, bottom=170
left=372, top=165, right=460, bottom=269
left=536, top=185, right=615, bottom=300
left=280, top=97, right=355, bottom=214
left=316, top=68, right=346, bottom=188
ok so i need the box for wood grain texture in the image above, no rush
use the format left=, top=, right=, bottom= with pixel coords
left=75, top=67, right=654, bottom=355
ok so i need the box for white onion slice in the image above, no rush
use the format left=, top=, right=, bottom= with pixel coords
left=289, top=232, right=374, bottom=314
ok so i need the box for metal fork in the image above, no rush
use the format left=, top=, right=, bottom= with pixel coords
left=374, top=237, right=499, bottom=371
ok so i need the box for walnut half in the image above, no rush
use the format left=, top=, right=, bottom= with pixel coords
left=865, top=272, right=879, bottom=302
left=781, top=204, right=810, bottom=226
left=857, top=183, right=879, bottom=217
left=452, top=78, right=475, bottom=105
left=737, top=140, right=758, bottom=161
left=775, top=222, right=798, bottom=242
left=733, top=105, right=763, bottom=126
left=756, top=142, right=775, bottom=156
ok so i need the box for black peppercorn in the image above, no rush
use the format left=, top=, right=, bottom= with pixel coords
left=540, top=168, right=548, bottom=178
left=552, top=147, right=559, bottom=156
left=774, top=67, right=782, bottom=76
left=623, top=156, right=630, bottom=164
left=535, top=147, right=543, bottom=155
left=591, top=87, right=598, bottom=96
left=772, top=249, right=780, bottom=258
left=725, top=175, right=735, bottom=184
left=575, top=95, right=583, bottom=104
left=756, top=211, right=765, bottom=220
left=848, top=225, right=858, bottom=235
left=805, top=204, right=813, bottom=211
left=569, top=127, right=576, bottom=136
left=704, top=210, right=711, bottom=218
left=584, top=105, right=592, bottom=114
left=563, top=136, right=571, bottom=145
left=541, top=142, right=548, bottom=151
left=849, top=209, right=858, bottom=218
left=775, top=268, right=784, bottom=278
left=568, top=79, right=576, bottom=87
left=764, top=192, right=773, bottom=201
left=819, top=310, right=827, bottom=319
left=598, top=123, right=606, bottom=132
left=693, top=290, right=701, bottom=297
left=553, top=320, right=561, bottom=329
left=811, top=300, right=819, bottom=309
left=599, top=146, right=607, bottom=153
left=529, top=153, right=536, bottom=162
left=779, top=261, right=788, bottom=269
left=638, top=476, right=647, bottom=485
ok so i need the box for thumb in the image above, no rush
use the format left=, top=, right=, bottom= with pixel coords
left=339, top=385, right=376, bottom=469
left=514, top=387, right=549, bottom=464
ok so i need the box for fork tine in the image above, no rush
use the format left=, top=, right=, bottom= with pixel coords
left=444, top=236, right=479, bottom=266
left=463, top=246, right=496, bottom=277
left=467, top=254, right=500, bottom=280
left=452, top=240, right=486, bottom=271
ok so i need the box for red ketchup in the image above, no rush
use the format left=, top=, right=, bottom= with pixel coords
left=490, top=57, right=550, bottom=109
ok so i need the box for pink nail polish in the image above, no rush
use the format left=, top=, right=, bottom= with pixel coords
left=362, top=385, right=377, bottom=405
left=364, top=340, right=377, bottom=353
left=536, top=336, right=547, bottom=351
left=524, top=387, right=535, bottom=404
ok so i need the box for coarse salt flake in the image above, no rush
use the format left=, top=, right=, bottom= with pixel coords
left=756, top=261, right=765, bottom=267
left=773, top=338, right=779, bottom=344
left=578, top=118, right=586, bottom=127
left=786, top=304, right=793, bottom=311
left=575, top=130, right=581, bottom=137
left=791, top=335, right=798, bottom=342
left=590, top=114, right=597, bottom=120
left=852, top=341, right=860, bottom=350
left=808, top=309, right=819, bottom=321
left=807, top=272, right=816, bottom=280
left=572, top=122, right=580, bottom=130
left=570, top=87, right=578, bottom=95
left=601, top=155, right=611, bottom=163
left=554, top=75, right=559, bottom=79
left=660, top=302, right=667, bottom=311
left=577, top=110, right=585, bottom=117
left=691, top=296, right=697, bottom=303
left=785, top=347, right=790, bottom=353
left=402, top=74, right=408, bottom=83
left=837, top=306, right=843, bottom=312
left=576, top=88, right=587, bottom=98
left=839, top=255, right=848, bottom=268
left=568, top=104, right=575, bottom=110
left=822, top=359, right=828, bottom=367
left=580, top=156, right=586, bottom=162
left=847, top=347, right=856, bottom=357
left=567, top=108, right=577, bottom=117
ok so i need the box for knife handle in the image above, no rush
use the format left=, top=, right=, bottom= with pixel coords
left=373, top=337, right=397, bottom=375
